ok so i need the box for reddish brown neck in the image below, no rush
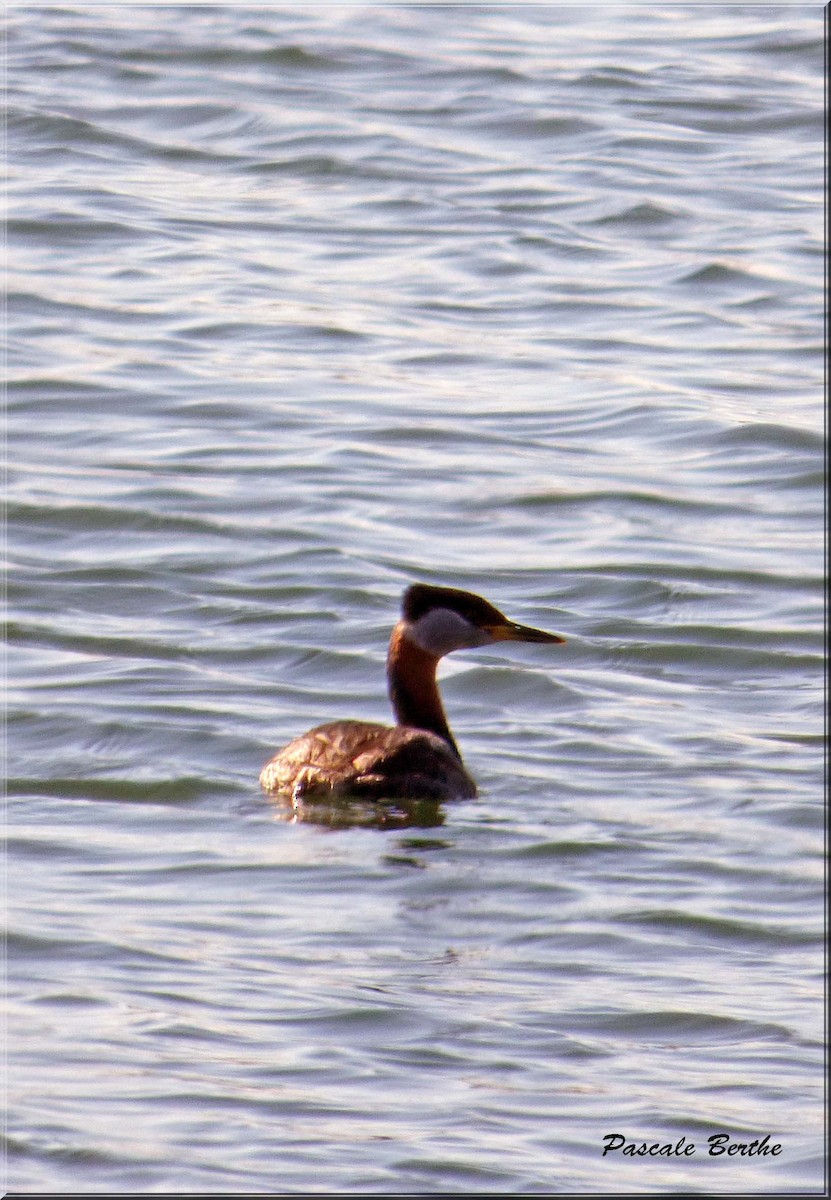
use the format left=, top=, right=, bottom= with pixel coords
left=387, top=623, right=460, bottom=756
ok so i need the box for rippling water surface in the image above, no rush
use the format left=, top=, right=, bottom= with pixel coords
left=7, top=4, right=826, bottom=1193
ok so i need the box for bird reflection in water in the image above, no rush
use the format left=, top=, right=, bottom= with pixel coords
left=267, top=792, right=446, bottom=831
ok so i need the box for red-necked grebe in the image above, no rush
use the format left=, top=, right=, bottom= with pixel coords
left=259, top=583, right=565, bottom=802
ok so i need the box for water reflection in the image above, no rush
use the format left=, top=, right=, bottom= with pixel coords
left=267, top=793, right=446, bottom=830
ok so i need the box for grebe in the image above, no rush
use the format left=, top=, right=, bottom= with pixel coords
left=259, top=583, right=564, bottom=803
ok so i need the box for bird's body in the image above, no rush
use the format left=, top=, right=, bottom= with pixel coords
left=259, top=719, right=476, bottom=801
left=259, top=583, right=564, bottom=803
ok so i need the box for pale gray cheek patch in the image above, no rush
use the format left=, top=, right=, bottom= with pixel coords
left=407, top=608, right=491, bottom=656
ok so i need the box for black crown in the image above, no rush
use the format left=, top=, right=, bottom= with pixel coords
left=401, top=583, right=507, bottom=627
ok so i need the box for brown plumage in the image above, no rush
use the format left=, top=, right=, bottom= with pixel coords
left=259, top=583, right=564, bottom=803
left=259, top=719, right=475, bottom=801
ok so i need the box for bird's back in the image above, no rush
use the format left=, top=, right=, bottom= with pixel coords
left=259, top=719, right=477, bottom=802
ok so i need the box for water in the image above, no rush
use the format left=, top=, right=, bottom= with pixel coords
left=6, top=4, right=825, bottom=1193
